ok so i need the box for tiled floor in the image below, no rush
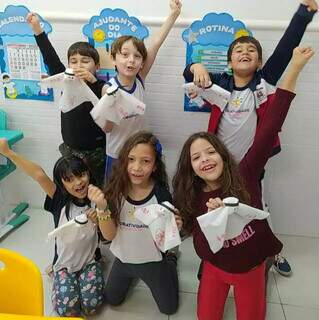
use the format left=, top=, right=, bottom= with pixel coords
left=1, top=209, right=319, bottom=319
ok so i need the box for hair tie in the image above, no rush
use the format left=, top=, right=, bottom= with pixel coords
left=155, top=139, right=163, bottom=157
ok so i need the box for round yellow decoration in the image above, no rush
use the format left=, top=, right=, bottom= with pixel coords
left=93, top=29, right=106, bottom=42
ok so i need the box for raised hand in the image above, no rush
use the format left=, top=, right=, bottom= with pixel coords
left=170, top=0, right=182, bottom=16
left=87, top=184, right=107, bottom=210
left=302, top=0, right=318, bottom=12
left=26, top=12, right=43, bottom=35
left=291, top=46, right=315, bottom=70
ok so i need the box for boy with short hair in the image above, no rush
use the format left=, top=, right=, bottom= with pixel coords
left=102, top=0, right=182, bottom=177
left=183, top=0, right=318, bottom=276
left=27, top=13, right=108, bottom=187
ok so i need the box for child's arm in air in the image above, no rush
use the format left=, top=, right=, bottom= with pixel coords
left=262, top=0, right=317, bottom=85
left=0, top=139, right=56, bottom=198
left=244, top=47, right=315, bottom=176
left=27, top=12, right=65, bottom=75
left=139, top=0, right=182, bottom=80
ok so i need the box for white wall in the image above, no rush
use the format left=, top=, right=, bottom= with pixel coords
left=0, top=1, right=319, bottom=237
left=1, top=0, right=315, bottom=22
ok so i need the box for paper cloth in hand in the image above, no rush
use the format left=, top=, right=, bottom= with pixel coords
left=197, top=197, right=269, bottom=253
left=90, top=81, right=146, bottom=129
left=183, top=82, right=230, bottom=110
left=47, top=213, right=89, bottom=240
left=134, top=202, right=181, bottom=252
left=40, top=68, right=99, bottom=112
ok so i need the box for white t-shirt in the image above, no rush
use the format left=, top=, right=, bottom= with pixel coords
left=217, top=88, right=257, bottom=163
left=53, top=201, right=98, bottom=273
left=105, top=75, right=145, bottom=158
left=110, top=184, right=172, bottom=263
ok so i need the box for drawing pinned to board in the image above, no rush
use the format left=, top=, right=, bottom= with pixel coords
left=0, top=5, right=53, bottom=101
left=82, top=8, right=149, bottom=81
left=182, top=12, right=252, bottom=112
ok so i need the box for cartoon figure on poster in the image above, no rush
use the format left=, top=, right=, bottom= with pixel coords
left=82, top=8, right=149, bottom=81
left=0, top=5, right=53, bottom=101
left=182, top=13, right=251, bottom=112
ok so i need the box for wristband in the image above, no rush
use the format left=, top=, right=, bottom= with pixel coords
left=96, top=208, right=112, bottom=221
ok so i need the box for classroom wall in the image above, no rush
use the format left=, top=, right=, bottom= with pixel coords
left=0, top=0, right=319, bottom=237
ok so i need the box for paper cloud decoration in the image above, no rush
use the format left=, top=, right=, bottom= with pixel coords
left=0, top=5, right=52, bottom=36
left=82, top=8, right=149, bottom=43
left=182, top=12, right=251, bottom=47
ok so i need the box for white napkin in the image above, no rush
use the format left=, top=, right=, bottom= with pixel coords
left=183, top=82, right=230, bottom=110
left=40, top=68, right=99, bottom=112
left=47, top=213, right=89, bottom=240
left=90, top=81, right=146, bottom=129
left=134, top=202, right=181, bottom=252
left=197, top=197, right=269, bottom=253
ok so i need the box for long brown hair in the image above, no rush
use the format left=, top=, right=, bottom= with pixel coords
left=172, top=132, right=250, bottom=233
left=104, top=131, right=168, bottom=221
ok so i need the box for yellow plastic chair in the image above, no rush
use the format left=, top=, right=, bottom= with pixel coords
left=0, top=248, right=44, bottom=315
left=0, top=314, right=84, bottom=319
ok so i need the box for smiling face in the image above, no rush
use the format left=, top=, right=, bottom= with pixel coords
left=190, top=138, right=224, bottom=191
left=229, top=42, right=262, bottom=76
left=113, top=39, right=144, bottom=80
left=127, top=143, right=156, bottom=188
left=61, top=171, right=90, bottom=199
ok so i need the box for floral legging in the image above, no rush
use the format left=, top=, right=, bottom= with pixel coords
left=52, top=261, right=104, bottom=316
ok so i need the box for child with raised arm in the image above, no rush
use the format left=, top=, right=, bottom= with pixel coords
left=27, top=13, right=108, bottom=187
left=0, top=142, right=106, bottom=316
left=183, top=0, right=317, bottom=275
left=174, top=47, right=314, bottom=320
left=89, top=131, right=182, bottom=315
left=102, top=0, right=182, bottom=177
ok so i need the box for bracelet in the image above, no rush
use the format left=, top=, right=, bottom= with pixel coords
left=96, top=208, right=112, bottom=221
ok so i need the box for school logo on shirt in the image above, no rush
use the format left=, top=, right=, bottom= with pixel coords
left=231, top=97, right=242, bottom=108
left=128, top=205, right=136, bottom=218
left=255, top=84, right=268, bottom=106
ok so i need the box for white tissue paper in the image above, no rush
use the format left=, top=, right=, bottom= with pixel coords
left=47, top=213, right=89, bottom=240
left=40, top=68, right=99, bottom=113
left=197, top=197, right=269, bottom=253
left=134, top=202, right=181, bottom=252
left=90, top=80, right=146, bottom=129
left=183, top=82, right=230, bottom=110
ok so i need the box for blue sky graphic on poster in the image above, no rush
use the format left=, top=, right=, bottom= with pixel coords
left=182, top=13, right=251, bottom=112
left=0, top=5, right=53, bottom=101
left=82, top=8, right=149, bottom=81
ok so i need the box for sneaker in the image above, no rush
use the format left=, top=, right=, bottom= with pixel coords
left=273, top=254, right=292, bottom=276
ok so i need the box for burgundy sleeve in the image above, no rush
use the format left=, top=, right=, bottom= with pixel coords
left=241, top=88, right=296, bottom=176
